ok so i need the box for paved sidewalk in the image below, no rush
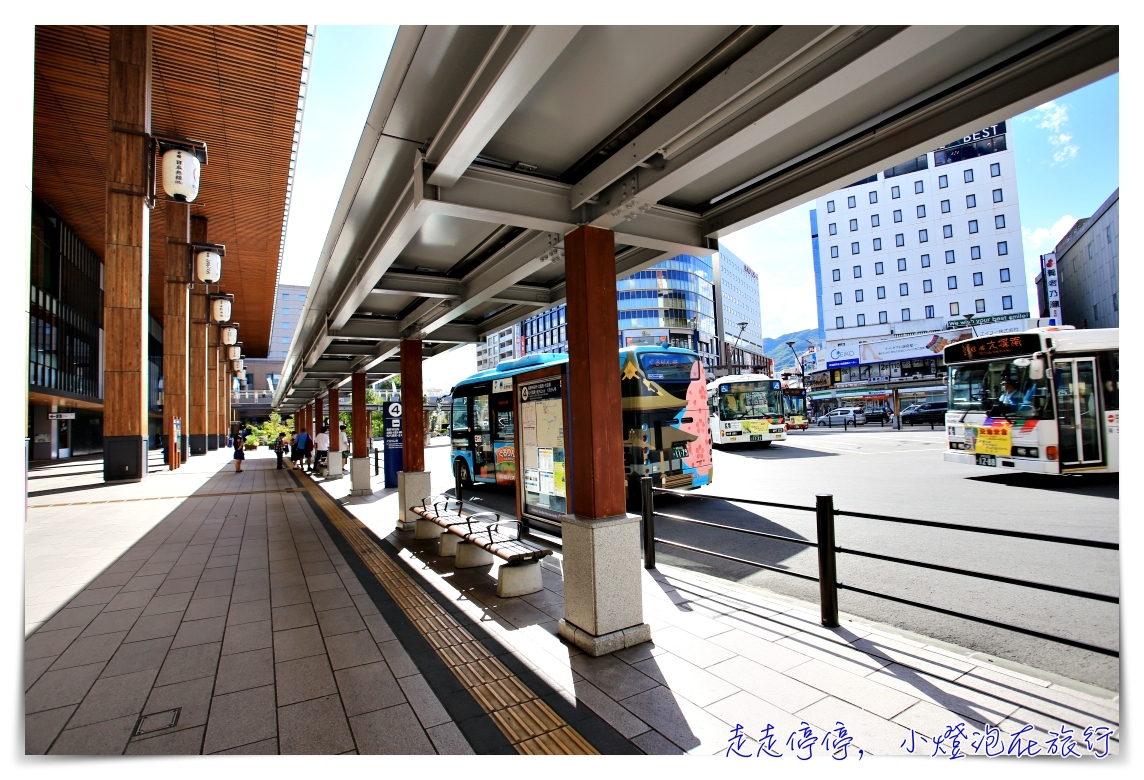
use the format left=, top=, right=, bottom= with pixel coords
left=24, top=450, right=473, bottom=754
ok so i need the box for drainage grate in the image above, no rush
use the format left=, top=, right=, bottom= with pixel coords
left=134, top=708, right=180, bottom=736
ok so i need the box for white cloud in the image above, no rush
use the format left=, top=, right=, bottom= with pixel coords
left=1033, top=100, right=1069, bottom=133
left=1022, top=100, right=1080, bottom=166
left=1022, top=214, right=1077, bottom=258
left=1053, top=145, right=1080, bottom=163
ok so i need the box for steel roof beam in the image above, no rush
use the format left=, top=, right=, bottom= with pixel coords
left=371, top=272, right=463, bottom=298
left=426, top=26, right=580, bottom=188
left=333, top=317, right=480, bottom=344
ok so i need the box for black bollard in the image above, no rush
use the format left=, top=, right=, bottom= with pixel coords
left=815, top=494, right=839, bottom=627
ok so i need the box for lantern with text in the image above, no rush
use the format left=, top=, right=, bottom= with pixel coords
left=193, top=243, right=225, bottom=284
left=232, top=359, right=244, bottom=373
left=228, top=343, right=242, bottom=361
left=210, top=294, right=234, bottom=324
left=221, top=325, right=238, bottom=346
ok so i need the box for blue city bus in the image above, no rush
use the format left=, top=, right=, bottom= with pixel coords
left=449, top=346, right=713, bottom=527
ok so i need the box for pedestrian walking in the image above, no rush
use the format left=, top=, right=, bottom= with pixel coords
left=274, top=432, right=287, bottom=469
left=339, top=424, right=350, bottom=470
left=304, top=430, right=314, bottom=471
left=233, top=432, right=245, bottom=473
left=314, top=426, right=330, bottom=476
left=290, top=433, right=302, bottom=469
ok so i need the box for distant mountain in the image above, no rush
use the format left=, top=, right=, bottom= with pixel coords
left=762, top=328, right=823, bottom=373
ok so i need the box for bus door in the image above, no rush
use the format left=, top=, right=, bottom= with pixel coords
left=1053, top=358, right=1103, bottom=467
left=470, top=386, right=496, bottom=482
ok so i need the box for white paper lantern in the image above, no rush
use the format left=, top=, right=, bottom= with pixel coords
left=211, top=297, right=232, bottom=323
left=195, top=250, right=222, bottom=283
left=228, top=345, right=242, bottom=361
left=232, top=359, right=244, bottom=372
left=161, top=148, right=201, bottom=202
left=221, top=326, right=238, bottom=345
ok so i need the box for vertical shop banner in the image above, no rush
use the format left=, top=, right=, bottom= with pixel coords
left=383, top=401, right=403, bottom=488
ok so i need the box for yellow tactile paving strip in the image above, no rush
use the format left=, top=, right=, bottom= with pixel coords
left=296, top=474, right=598, bottom=755
left=30, top=487, right=305, bottom=508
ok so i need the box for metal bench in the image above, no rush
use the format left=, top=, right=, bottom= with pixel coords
left=409, top=495, right=552, bottom=597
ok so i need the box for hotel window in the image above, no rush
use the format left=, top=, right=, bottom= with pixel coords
left=282, top=293, right=290, bottom=299
left=916, top=204, right=926, bottom=218
left=853, top=265, right=862, bottom=278
left=968, top=219, right=978, bottom=234
left=899, top=283, right=909, bottom=296
left=995, top=214, right=1006, bottom=229
left=855, top=289, right=864, bottom=302
left=925, top=305, right=935, bottom=318
left=997, top=241, right=1008, bottom=255
left=282, top=337, right=290, bottom=344
left=943, top=224, right=953, bottom=239
left=891, top=186, right=900, bottom=199
left=828, top=223, right=837, bottom=235
left=973, top=272, right=983, bottom=286
left=879, top=311, right=888, bottom=324
left=851, top=242, right=860, bottom=255
left=895, top=233, right=905, bottom=247
left=848, top=195, right=856, bottom=208
left=869, top=191, right=878, bottom=204
left=921, top=254, right=931, bottom=268
left=964, top=194, right=976, bottom=209
left=940, top=199, right=950, bottom=214
left=831, top=246, right=839, bottom=258
left=990, top=162, right=1001, bottom=177
left=945, top=250, right=956, bottom=264
left=999, top=268, right=1010, bottom=283
left=832, top=269, right=841, bottom=281
left=827, top=200, right=835, bottom=212
left=975, top=298, right=986, bottom=313
left=834, top=292, right=843, bottom=305
left=850, top=219, right=858, bottom=231
left=948, top=276, right=958, bottom=289
left=871, top=214, right=880, bottom=227
left=836, top=316, right=844, bottom=328
left=897, top=258, right=907, bottom=271
left=901, top=308, right=911, bottom=321
left=918, top=229, right=928, bottom=243
left=964, top=169, right=974, bottom=183
left=914, top=180, right=924, bottom=194
left=877, top=286, right=886, bottom=299
left=857, top=313, right=866, bottom=326
left=970, top=245, right=981, bottom=260
left=992, top=188, right=1003, bottom=203
left=893, top=209, right=903, bottom=223
left=950, top=301, right=960, bottom=316
left=873, top=238, right=882, bottom=251
left=1002, top=295, right=1013, bottom=310
left=923, top=279, right=933, bottom=293
left=875, top=262, right=884, bottom=275
left=938, top=175, right=948, bottom=188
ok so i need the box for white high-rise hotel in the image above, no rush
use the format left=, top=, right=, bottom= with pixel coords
left=813, top=122, right=1027, bottom=341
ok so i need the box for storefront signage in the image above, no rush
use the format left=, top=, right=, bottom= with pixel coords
left=1040, top=253, right=1062, bottom=325
left=945, top=312, right=1029, bottom=329
left=826, top=358, right=859, bottom=369
left=623, top=328, right=670, bottom=347
left=937, top=122, right=1006, bottom=150
left=808, top=373, right=832, bottom=390
left=857, top=329, right=973, bottom=364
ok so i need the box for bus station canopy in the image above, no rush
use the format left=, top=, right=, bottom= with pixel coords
left=275, top=24, right=1116, bottom=412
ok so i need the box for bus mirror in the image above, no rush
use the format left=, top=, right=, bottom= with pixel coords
left=1029, top=355, right=1045, bottom=381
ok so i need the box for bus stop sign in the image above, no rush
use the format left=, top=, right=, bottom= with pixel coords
left=383, top=402, right=403, bottom=488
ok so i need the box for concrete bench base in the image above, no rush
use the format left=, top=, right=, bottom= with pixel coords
left=497, top=560, right=543, bottom=597
left=438, top=533, right=461, bottom=557
left=455, top=541, right=495, bottom=568
left=415, top=518, right=446, bottom=540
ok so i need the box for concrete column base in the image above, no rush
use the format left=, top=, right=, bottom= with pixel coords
left=559, top=512, right=648, bottom=655
left=497, top=561, right=543, bottom=597
left=438, top=533, right=460, bottom=557
left=104, top=436, right=147, bottom=482
left=414, top=519, right=445, bottom=540
left=328, top=450, right=343, bottom=476
left=189, top=434, right=207, bottom=455
left=455, top=542, right=494, bottom=568
left=558, top=619, right=651, bottom=657
left=396, top=470, right=432, bottom=531
left=348, top=458, right=372, bottom=496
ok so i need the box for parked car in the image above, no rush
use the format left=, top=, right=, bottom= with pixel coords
left=865, top=406, right=890, bottom=423
left=901, top=401, right=948, bottom=426
left=817, top=408, right=866, bottom=427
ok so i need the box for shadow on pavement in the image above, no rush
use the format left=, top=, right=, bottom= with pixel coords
left=968, top=472, right=1118, bottom=499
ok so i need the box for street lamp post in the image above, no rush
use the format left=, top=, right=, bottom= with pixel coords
left=731, top=321, right=748, bottom=373
left=785, top=340, right=805, bottom=379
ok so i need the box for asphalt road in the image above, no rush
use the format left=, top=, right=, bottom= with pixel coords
left=424, top=427, right=1120, bottom=691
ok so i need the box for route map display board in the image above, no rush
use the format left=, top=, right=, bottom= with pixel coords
left=518, top=377, right=567, bottom=522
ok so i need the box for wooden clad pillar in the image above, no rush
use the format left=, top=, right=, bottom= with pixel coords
left=400, top=339, right=424, bottom=472
left=328, top=384, right=343, bottom=475
left=352, top=373, right=368, bottom=458
left=103, top=25, right=152, bottom=482
left=207, top=322, right=219, bottom=450
left=315, top=395, right=324, bottom=435
left=162, top=201, right=190, bottom=468
left=189, top=215, right=209, bottom=454
left=558, top=225, right=650, bottom=656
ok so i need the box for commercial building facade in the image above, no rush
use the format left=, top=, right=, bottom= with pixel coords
left=807, top=122, right=1030, bottom=414
left=714, top=247, right=767, bottom=373
left=476, top=325, right=519, bottom=371
left=1036, top=188, right=1118, bottom=329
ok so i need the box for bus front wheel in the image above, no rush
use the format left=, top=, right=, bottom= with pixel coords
left=454, top=458, right=473, bottom=488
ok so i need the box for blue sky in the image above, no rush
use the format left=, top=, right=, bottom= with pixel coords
left=280, top=28, right=1118, bottom=384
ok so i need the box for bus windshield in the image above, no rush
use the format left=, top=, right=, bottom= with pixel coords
left=717, top=382, right=782, bottom=420
left=784, top=392, right=807, bottom=417
left=638, top=353, right=696, bottom=396
left=949, top=359, right=1052, bottom=420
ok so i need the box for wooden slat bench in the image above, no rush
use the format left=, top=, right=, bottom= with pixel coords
left=410, top=495, right=553, bottom=597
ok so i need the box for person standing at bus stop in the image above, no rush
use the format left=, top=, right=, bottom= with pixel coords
left=274, top=432, right=287, bottom=470
left=339, top=424, right=350, bottom=472
left=296, top=426, right=311, bottom=472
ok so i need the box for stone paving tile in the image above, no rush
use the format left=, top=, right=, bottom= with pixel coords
left=707, top=655, right=828, bottom=713
left=892, top=699, right=989, bottom=739
left=215, top=648, right=276, bottom=695
left=350, top=703, right=437, bottom=755
left=272, top=602, right=318, bottom=631
left=275, top=654, right=338, bottom=706
left=708, top=627, right=811, bottom=673
left=335, top=661, right=407, bottom=717
left=571, top=679, right=652, bottom=739
left=69, top=668, right=159, bottom=728
left=620, top=684, right=734, bottom=754
left=315, top=605, right=368, bottom=637
left=222, top=619, right=273, bottom=656
left=866, top=662, right=1022, bottom=726
left=124, top=611, right=184, bottom=643
left=25, top=662, right=105, bottom=714
left=278, top=693, right=356, bottom=754
left=427, top=721, right=477, bottom=755
left=398, top=673, right=452, bottom=729
left=786, top=659, right=918, bottom=719
left=203, top=684, right=279, bottom=754
left=797, top=695, right=914, bottom=756
left=633, top=652, right=740, bottom=708
left=705, top=689, right=806, bottom=742
left=155, top=642, right=222, bottom=687
left=631, top=728, right=685, bottom=755
left=570, top=652, right=660, bottom=700
left=140, top=674, right=216, bottom=733
left=102, top=636, right=174, bottom=678
left=325, top=630, right=384, bottom=670
left=24, top=705, right=78, bottom=754
left=49, top=714, right=138, bottom=754
left=170, top=616, right=227, bottom=649
left=47, top=630, right=127, bottom=672
left=125, top=725, right=206, bottom=754
left=225, top=598, right=271, bottom=626
left=644, top=625, right=737, bottom=669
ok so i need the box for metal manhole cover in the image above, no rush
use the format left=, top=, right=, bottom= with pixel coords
left=134, top=708, right=180, bottom=736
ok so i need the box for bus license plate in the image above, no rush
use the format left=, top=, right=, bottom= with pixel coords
left=671, top=444, right=688, bottom=459
left=750, top=435, right=764, bottom=442
left=976, top=454, right=997, bottom=467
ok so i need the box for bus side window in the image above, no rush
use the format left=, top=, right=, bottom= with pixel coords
left=452, top=395, right=469, bottom=432
left=1100, top=351, right=1119, bottom=410
left=493, top=394, right=514, bottom=438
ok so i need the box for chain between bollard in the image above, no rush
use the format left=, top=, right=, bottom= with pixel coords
left=641, top=476, right=655, bottom=569
left=816, top=494, right=839, bottom=627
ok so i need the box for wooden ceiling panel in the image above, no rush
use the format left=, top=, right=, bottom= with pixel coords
left=33, top=25, right=307, bottom=359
